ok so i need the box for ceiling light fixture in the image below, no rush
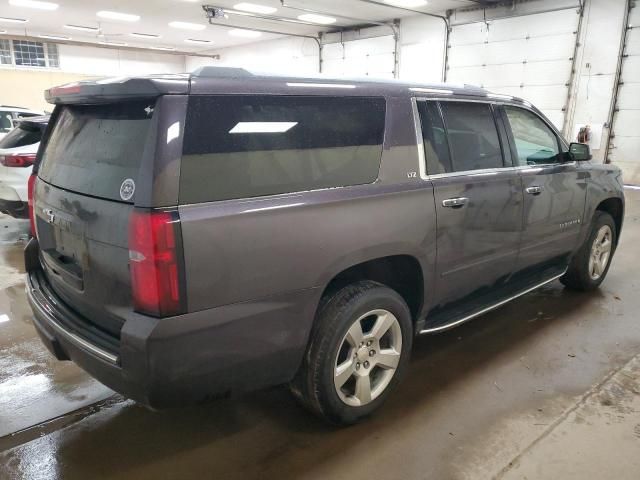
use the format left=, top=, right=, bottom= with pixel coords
left=130, top=32, right=161, bottom=38
left=233, top=3, right=277, bottom=14
left=96, top=11, right=140, bottom=22
left=38, top=34, right=70, bottom=40
left=149, top=46, right=175, bottom=51
left=64, top=24, right=98, bottom=32
left=185, top=38, right=212, bottom=44
left=383, top=0, right=428, bottom=7
left=228, top=28, right=262, bottom=38
left=296, top=13, right=336, bottom=25
left=169, top=21, right=206, bottom=31
left=9, top=0, right=58, bottom=10
left=0, top=17, right=28, bottom=23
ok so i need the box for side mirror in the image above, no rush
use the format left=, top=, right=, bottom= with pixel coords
left=569, top=142, right=592, bottom=161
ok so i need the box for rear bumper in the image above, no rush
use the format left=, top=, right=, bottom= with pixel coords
left=25, top=239, right=321, bottom=408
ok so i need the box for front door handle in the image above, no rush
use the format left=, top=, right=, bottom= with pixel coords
left=442, top=197, right=469, bottom=209
left=525, top=186, right=543, bottom=195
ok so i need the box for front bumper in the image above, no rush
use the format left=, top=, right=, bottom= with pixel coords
left=25, top=239, right=320, bottom=408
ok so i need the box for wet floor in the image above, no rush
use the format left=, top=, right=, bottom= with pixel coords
left=1, top=190, right=639, bottom=479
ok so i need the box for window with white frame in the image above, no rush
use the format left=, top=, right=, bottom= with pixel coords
left=0, top=39, right=60, bottom=68
left=0, top=39, right=11, bottom=65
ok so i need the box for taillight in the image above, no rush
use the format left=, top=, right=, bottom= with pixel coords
left=128, top=209, right=185, bottom=317
left=27, top=173, right=37, bottom=238
left=1, top=153, right=36, bottom=167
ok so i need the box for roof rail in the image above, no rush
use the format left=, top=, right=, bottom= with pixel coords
left=191, top=67, right=253, bottom=78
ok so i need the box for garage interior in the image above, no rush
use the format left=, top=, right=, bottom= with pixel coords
left=0, top=0, right=639, bottom=479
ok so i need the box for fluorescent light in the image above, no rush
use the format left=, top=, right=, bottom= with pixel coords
left=96, top=11, right=140, bottom=22
left=0, top=314, right=9, bottom=324
left=64, top=24, right=98, bottom=32
left=9, top=0, right=58, bottom=10
left=38, top=34, right=70, bottom=40
left=149, top=46, right=175, bottom=51
left=233, top=3, right=277, bottom=14
left=229, top=122, right=298, bottom=134
left=0, top=30, right=5, bottom=34
left=0, top=17, right=28, bottom=23
left=185, top=38, right=212, bottom=44
left=297, top=13, right=336, bottom=24
left=228, top=28, right=261, bottom=38
left=130, top=32, right=161, bottom=38
left=287, top=82, right=356, bottom=89
left=169, top=21, right=206, bottom=31
left=100, top=40, right=127, bottom=46
left=409, top=87, right=454, bottom=94
left=383, top=0, right=428, bottom=7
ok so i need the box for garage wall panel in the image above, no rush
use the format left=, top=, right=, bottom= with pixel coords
left=448, top=8, right=580, bottom=130
left=610, top=5, right=640, bottom=184
left=322, top=35, right=395, bottom=78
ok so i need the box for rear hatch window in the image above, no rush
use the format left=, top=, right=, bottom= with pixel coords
left=0, top=122, right=42, bottom=149
left=38, top=101, right=155, bottom=202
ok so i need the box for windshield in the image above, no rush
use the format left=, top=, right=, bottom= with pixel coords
left=0, top=123, right=42, bottom=149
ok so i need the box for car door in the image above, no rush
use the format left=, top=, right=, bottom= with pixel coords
left=416, top=99, right=523, bottom=311
left=499, top=105, right=587, bottom=274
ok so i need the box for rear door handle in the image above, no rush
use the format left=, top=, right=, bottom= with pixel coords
left=525, top=186, right=543, bottom=195
left=442, top=197, right=469, bottom=209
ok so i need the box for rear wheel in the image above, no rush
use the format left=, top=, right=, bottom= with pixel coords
left=561, top=211, right=617, bottom=291
left=291, top=281, right=413, bottom=425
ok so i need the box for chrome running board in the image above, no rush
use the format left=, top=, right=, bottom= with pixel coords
left=419, top=270, right=567, bottom=335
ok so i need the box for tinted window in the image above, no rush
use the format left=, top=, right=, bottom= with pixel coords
left=440, top=102, right=503, bottom=172
left=39, top=101, right=154, bottom=202
left=180, top=95, right=386, bottom=203
left=0, top=123, right=42, bottom=149
left=417, top=101, right=451, bottom=175
left=504, top=106, right=560, bottom=166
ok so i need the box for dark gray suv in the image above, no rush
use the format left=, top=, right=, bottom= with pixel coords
left=25, top=67, right=625, bottom=424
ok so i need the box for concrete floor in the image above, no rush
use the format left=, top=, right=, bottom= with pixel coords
left=1, top=189, right=639, bottom=480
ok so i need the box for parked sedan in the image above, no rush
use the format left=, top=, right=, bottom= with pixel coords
left=0, top=115, right=49, bottom=218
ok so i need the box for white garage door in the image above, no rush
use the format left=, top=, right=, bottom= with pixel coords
left=322, top=35, right=395, bottom=79
left=447, top=8, right=580, bottom=131
left=609, top=6, right=640, bottom=185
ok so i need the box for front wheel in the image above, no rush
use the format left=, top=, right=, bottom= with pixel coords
left=561, top=211, right=617, bottom=291
left=291, top=281, right=413, bottom=425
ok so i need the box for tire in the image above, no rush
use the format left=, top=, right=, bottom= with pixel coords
left=290, top=280, right=413, bottom=425
left=561, top=211, right=617, bottom=291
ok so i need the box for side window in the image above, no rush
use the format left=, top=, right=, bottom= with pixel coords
left=181, top=95, right=386, bottom=203
left=416, top=101, right=451, bottom=175
left=0, top=111, right=13, bottom=133
left=504, top=106, right=560, bottom=166
left=440, top=102, right=504, bottom=172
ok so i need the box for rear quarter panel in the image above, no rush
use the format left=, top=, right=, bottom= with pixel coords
left=178, top=95, right=436, bottom=316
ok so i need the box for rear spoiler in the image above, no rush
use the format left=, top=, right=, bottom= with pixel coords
left=45, top=75, right=190, bottom=105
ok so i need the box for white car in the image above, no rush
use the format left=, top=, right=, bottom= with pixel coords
left=0, top=106, right=45, bottom=140
left=0, top=116, right=49, bottom=218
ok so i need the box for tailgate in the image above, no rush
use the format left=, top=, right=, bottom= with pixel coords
left=34, top=101, right=156, bottom=337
